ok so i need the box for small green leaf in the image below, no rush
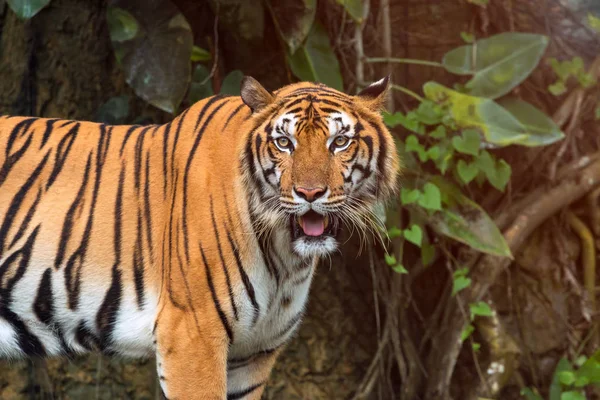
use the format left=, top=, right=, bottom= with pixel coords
left=520, top=387, right=544, bottom=400
left=107, top=6, right=140, bottom=42
left=335, top=0, right=364, bottom=23
left=403, top=224, right=422, bottom=247
left=392, top=263, right=408, bottom=274
left=457, top=159, right=479, bottom=184
left=426, top=145, right=441, bottom=161
left=461, top=324, right=475, bottom=341
left=587, top=13, right=600, bottom=33
left=287, top=21, right=343, bottom=90
left=383, top=111, right=424, bottom=133
left=384, top=253, right=397, bottom=266
left=430, top=125, right=447, bottom=139
left=220, top=70, right=244, bottom=95
left=421, top=243, right=436, bottom=266
left=548, top=81, right=567, bottom=96
left=6, top=0, right=50, bottom=19
left=460, top=31, right=475, bottom=43
left=387, top=226, right=403, bottom=239
left=482, top=158, right=511, bottom=192
left=575, top=356, right=588, bottom=367
left=442, top=32, right=549, bottom=99
left=469, top=301, right=493, bottom=318
left=190, top=45, right=211, bottom=62
left=573, top=375, right=590, bottom=387
left=452, top=275, right=472, bottom=296
left=560, top=391, right=585, bottom=400
left=550, top=358, right=574, bottom=400
left=558, top=371, right=577, bottom=386
left=577, top=72, right=596, bottom=89
left=472, top=342, right=481, bottom=352
left=415, top=100, right=444, bottom=125
left=452, top=129, right=481, bottom=156
left=400, top=188, right=421, bottom=205
left=418, top=183, right=442, bottom=211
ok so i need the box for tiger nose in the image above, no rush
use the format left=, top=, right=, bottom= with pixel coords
left=294, top=186, right=327, bottom=202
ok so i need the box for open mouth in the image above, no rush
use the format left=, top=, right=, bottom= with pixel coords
left=290, top=210, right=340, bottom=240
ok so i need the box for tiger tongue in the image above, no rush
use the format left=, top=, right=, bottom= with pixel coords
left=299, top=213, right=325, bottom=236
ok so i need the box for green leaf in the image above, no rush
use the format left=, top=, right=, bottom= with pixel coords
left=95, top=96, right=130, bottom=125
left=421, top=243, right=436, bottom=266
left=573, top=376, right=590, bottom=387
left=268, top=0, right=316, bottom=54
left=442, top=32, right=549, bottom=99
left=108, top=1, right=194, bottom=114
left=558, top=371, right=577, bottom=386
left=574, top=349, right=600, bottom=385
left=456, top=159, right=479, bottom=184
left=596, top=105, right=600, bottom=121
left=425, top=178, right=512, bottom=257
left=520, top=388, right=544, bottom=400
left=461, top=324, right=475, bottom=341
left=384, top=253, right=397, bottom=266
left=587, top=13, right=600, bottom=33
left=392, top=263, right=408, bottom=274
left=497, top=98, right=565, bottom=146
left=220, top=70, right=244, bottom=95
left=560, top=391, right=585, bottom=400
left=287, top=21, right=343, bottom=90
left=190, top=45, right=211, bottom=62
left=335, top=0, right=363, bottom=23
left=188, top=64, right=214, bottom=103
left=452, top=129, right=481, bottom=156
left=418, top=183, right=442, bottom=211
left=107, top=7, right=139, bottom=42
left=484, top=157, right=511, bottom=191
left=575, top=356, right=588, bottom=367
left=460, top=31, right=475, bottom=43
left=424, top=82, right=563, bottom=147
left=469, top=301, right=493, bottom=318
left=472, top=342, right=481, bottom=351
left=430, top=125, right=447, bottom=139
left=550, top=359, right=574, bottom=400
left=6, top=0, right=50, bottom=19
left=427, top=145, right=441, bottom=161
left=548, top=81, right=567, bottom=96
left=382, top=111, right=424, bottom=133
left=387, top=226, right=403, bottom=239
left=452, top=275, right=472, bottom=296
left=415, top=100, right=445, bottom=125
left=400, top=188, right=421, bottom=205
left=403, top=224, right=422, bottom=247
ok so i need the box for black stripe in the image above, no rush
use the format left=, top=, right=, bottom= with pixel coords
left=161, top=121, right=172, bottom=199
left=223, top=103, right=245, bottom=130
left=366, top=119, right=388, bottom=186
left=270, top=311, right=303, bottom=343
left=119, top=125, right=140, bottom=155
left=182, top=98, right=230, bottom=262
left=199, top=243, right=234, bottom=342
left=193, top=95, right=228, bottom=133
left=143, top=151, right=154, bottom=259
left=55, top=154, right=92, bottom=268
left=96, top=264, right=122, bottom=351
left=46, top=122, right=79, bottom=189
left=40, top=119, right=59, bottom=148
left=134, top=126, right=152, bottom=190
left=169, top=108, right=191, bottom=186
left=133, top=211, right=146, bottom=308
left=227, top=382, right=265, bottom=400
left=210, top=197, right=238, bottom=320
left=33, top=268, right=54, bottom=325
left=0, top=120, right=37, bottom=188
left=75, top=321, right=100, bottom=351
left=9, top=188, right=42, bottom=247
left=0, top=153, right=49, bottom=258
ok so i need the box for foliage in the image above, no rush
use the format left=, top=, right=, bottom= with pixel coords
left=6, top=0, right=50, bottom=19
left=522, top=350, right=600, bottom=400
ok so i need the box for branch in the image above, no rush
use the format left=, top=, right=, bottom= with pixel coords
left=424, top=156, right=600, bottom=400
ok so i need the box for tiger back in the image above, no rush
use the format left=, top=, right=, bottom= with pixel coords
left=0, top=76, right=399, bottom=399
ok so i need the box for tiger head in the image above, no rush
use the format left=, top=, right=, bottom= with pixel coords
left=241, top=77, right=400, bottom=258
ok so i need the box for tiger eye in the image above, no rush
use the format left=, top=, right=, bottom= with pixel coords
left=334, top=136, right=349, bottom=147
left=276, top=137, right=290, bottom=148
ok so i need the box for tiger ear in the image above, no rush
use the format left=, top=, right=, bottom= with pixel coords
left=240, top=76, right=274, bottom=113
left=356, top=75, right=391, bottom=111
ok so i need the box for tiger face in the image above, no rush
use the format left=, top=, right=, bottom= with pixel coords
left=241, top=77, right=399, bottom=258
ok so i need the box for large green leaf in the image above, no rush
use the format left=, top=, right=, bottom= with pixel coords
left=335, top=0, right=364, bottom=23
left=423, top=178, right=512, bottom=258
left=188, top=64, right=213, bottom=104
left=107, top=0, right=193, bottom=114
left=268, top=0, right=316, bottom=54
left=496, top=97, right=564, bottom=146
left=220, top=70, right=244, bottom=96
left=287, top=21, right=344, bottom=90
left=424, top=82, right=563, bottom=147
left=6, top=0, right=50, bottom=19
left=442, top=32, right=549, bottom=99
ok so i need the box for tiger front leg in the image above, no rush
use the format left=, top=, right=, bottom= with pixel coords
left=155, top=305, right=229, bottom=400
left=227, top=348, right=283, bottom=400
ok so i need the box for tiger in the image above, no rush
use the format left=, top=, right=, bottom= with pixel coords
left=0, top=76, right=399, bottom=399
